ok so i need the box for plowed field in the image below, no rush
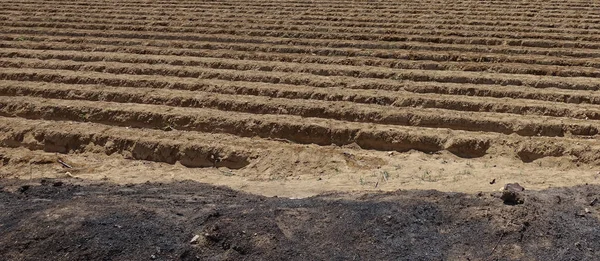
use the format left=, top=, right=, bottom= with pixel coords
left=1, top=0, right=600, bottom=196
left=3, top=1, right=600, bottom=260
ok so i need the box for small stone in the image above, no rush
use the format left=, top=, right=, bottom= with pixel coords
left=585, top=208, right=591, bottom=214
left=190, top=234, right=200, bottom=244
left=590, top=198, right=598, bottom=206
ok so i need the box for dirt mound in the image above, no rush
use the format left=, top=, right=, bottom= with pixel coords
left=1, top=179, right=599, bottom=260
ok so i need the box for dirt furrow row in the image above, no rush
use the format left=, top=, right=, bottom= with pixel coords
left=6, top=15, right=600, bottom=37
left=4, top=28, right=599, bottom=60
left=3, top=11, right=600, bottom=33
left=2, top=110, right=600, bottom=165
left=4, top=10, right=600, bottom=30
left=4, top=35, right=600, bottom=68
left=0, top=116, right=255, bottom=169
left=9, top=0, right=600, bottom=9
left=0, top=6, right=596, bottom=24
left=0, top=97, right=492, bottom=158
left=1, top=82, right=599, bottom=138
left=2, top=80, right=599, bottom=121
left=8, top=0, right=600, bottom=5
left=4, top=1, right=598, bottom=10
left=2, top=68, right=597, bottom=106
left=2, top=57, right=597, bottom=92
left=2, top=47, right=598, bottom=78
left=4, top=3, right=600, bottom=19
left=4, top=21, right=600, bottom=48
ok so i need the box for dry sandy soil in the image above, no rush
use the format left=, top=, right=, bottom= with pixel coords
left=1, top=0, right=600, bottom=260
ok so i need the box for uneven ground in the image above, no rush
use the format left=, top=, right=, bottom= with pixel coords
left=1, top=179, right=600, bottom=260
left=1, top=0, right=600, bottom=260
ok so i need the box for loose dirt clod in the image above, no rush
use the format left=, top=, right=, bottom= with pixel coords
left=501, top=183, right=525, bottom=205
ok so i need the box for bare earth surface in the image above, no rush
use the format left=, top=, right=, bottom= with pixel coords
left=1, top=0, right=600, bottom=259
left=1, top=179, right=600, bottom=260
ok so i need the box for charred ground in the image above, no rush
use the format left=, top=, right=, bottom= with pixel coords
left=1, top=179, right=599, bottom=260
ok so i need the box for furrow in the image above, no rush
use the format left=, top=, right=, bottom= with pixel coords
left=1, top=57, right=598, bottom=92
left=3, top=22, right=600, bottom=49
left=2, top=68, right=599, bottom=106
left=4, top=28, right=600, bottom=60
left=4, top=4, right=600, bottom=21
left=2, top=104, right=600, bottom=165
left=4, top=36, right=600, bottom=69
left=1, top=82, right=599, bottom=138
left=6, top=13, right=600, bottom=33
left=4, top=10, right=600, bottom=30
left=2, top=46, right=599, bottom=78
left=7, top=0, right=600, bottom=9
left=2, top=80, right=600, bottom=121
left=0, top=116, right=257, bottom=169
left=0, top=97, right=493, bottom=158
left=3, top=19, right=600, bottom=43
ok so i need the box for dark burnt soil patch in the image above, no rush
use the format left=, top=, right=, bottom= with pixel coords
left=0, top=179, right=599, bottom=261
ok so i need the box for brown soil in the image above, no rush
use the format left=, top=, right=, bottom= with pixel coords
left=2, top=0, right=600, bottom=259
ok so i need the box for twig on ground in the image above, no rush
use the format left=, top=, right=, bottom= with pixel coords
left=489, top=231, right=506, bottom=258
left=58, top=159, right=72, bottom=169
